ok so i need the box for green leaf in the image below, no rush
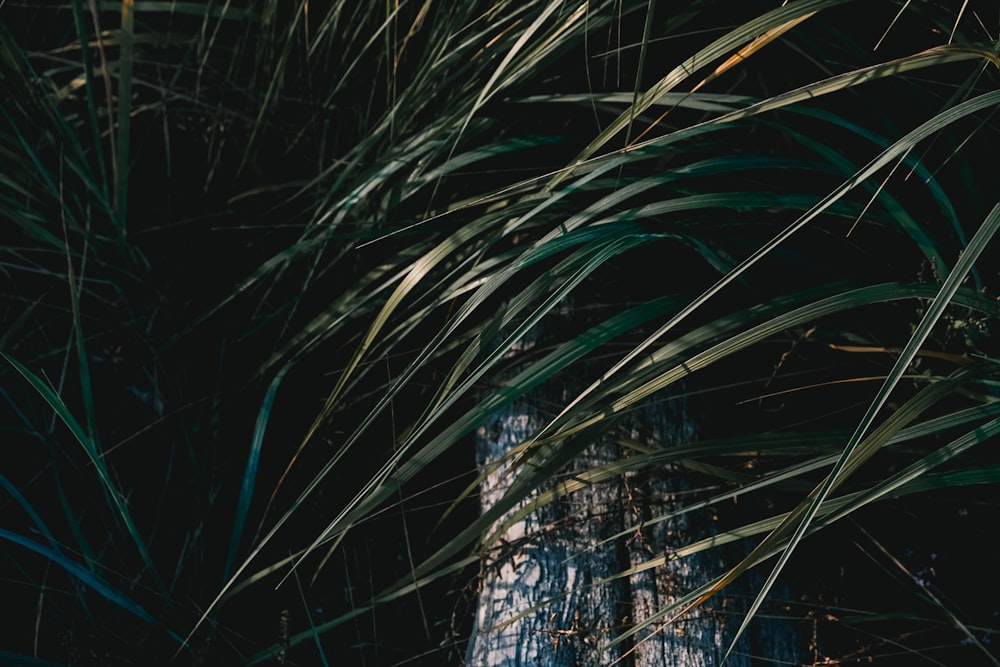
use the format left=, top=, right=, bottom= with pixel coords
left=723, top=199, right=1000, bottom=664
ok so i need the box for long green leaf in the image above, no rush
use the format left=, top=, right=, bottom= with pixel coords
left=0, top=528, right=182, bottom=644
left=223, top=363, right=290, bottom=581
left=550, top=0, right=852, bottom=188
left=723, top=200, right=1000, bottom=663
left=535, top=89, right=1000, bottom=463
left=1, top=353, right=163, bottom=593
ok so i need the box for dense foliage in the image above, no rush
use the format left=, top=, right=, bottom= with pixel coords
left=2, top=1, right=999, bottom=664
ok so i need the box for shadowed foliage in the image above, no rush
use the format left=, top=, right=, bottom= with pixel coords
left=1, top=1, right=999, bottom=664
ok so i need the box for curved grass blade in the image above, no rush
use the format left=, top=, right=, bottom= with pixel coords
left=0, top=649, right=66, bottom=667
left=544, top=43, right=997, bottom=199
left=223, top=363, right=290, bottom=581
left=0, top=473, right=62, bottom=555
left=605, top=368, right=983, bottom=660
left=354, top=282, right=994, bottom=601
left=70, top=0, right=109, bottom=201
left=721, top=200, right=1000, bottom=664
left=550, top=0, right=850, bottom=189
left=114, top=0, right=134, bottom=245
left=533, top=89, right=1000, bottom=467
left=176, top=234, right=647, bottom=652
left=550, top=283, right=939, bottom=435
left=493, top=395, right=1000, bottom=554
left=1, top=352, right=164, bottom=594
left=0, top=528, right=183, bottom=646
left=277, top=235, right=648, bottom=587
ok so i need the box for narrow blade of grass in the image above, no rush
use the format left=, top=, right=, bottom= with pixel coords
left=722, top=200, right=1000, bottom=664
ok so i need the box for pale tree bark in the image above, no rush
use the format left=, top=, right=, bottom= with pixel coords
left=466, top=344, right=807, bottom=666
left=467, top=398, right=627, bottom=666
left=617, top=403, right=806, bottom=667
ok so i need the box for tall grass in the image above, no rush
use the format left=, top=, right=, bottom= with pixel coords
left=1, top=1, right=998, bottom=664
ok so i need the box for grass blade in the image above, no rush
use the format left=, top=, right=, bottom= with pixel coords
left=1, top=352, right=165, bottom=593
left=223, top=363, right=290, bottom=581
left=722, top=199, right=1000, bottom=663
left=115, top=0, right=134, bottom=244
left=0, top=528, right=181, bottom=644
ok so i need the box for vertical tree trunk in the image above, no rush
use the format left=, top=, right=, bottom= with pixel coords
left=467, top=388, right=628, bottom=666
left=616, top=403, right=806, bottom=667
left=466, top=346, right=807, bottom=665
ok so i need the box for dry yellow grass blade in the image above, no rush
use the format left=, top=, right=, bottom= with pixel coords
left=629, top=12, right=817, bottom=146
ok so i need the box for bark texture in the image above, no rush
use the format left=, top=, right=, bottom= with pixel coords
left=468, top=402, right=626, bottom=666
left=467, top=348, right=807, bottom=665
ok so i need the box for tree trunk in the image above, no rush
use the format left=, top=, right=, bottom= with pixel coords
left=467, top=396, right=628, bottom=666
left=466, top=346, right=807, bottom=665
